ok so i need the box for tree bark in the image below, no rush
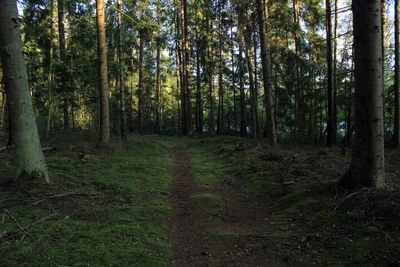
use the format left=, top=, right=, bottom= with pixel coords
left=257, top=0, right=277, bottom=146
left=0, top=0, right=49, bottom=182
left=57, top=0, right=69, bottom=131
left=394, top=0, right=400, bottom=147
left=96, top=0, right=110, bottom=145
left=238, top=41, right=246, bottom=137
left=117, top=0, right=127, bottom=140
left=155, top=2, right=162, bottom=134
left=46, top=0, right=55, bottom=138
left=339, top=0, right=385, bottom=189
left=326, top=0, right=335, bottom=146
left=217, top=2, right=224, bottom=135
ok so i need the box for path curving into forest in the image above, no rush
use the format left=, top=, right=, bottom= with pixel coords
left=167, top=145, right=288, bottom=267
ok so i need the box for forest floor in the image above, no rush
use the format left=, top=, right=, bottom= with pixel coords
left=1, top=132, right=400, bottom=266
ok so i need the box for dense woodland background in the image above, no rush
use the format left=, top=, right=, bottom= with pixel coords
left=0, top=0, right=396, bottom=143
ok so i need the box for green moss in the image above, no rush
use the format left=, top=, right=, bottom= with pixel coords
left=359, top=222, right=382, bottom=235
left=1, top=135, right=173, bottom=266
left=334, top=238, right=372, bottom=266
left=189, top=193, right=226, bottom=215
left=269, top=198, right=320, bottom=224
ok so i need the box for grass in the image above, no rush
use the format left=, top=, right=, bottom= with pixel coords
left=1, top=133, right=173, bottom=266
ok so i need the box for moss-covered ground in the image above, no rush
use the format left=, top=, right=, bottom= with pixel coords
left=1, top=132, right=173, bottom=266
left=175, top=136, right=400, bottom=266
left=1, top=133, right=400, bottom=266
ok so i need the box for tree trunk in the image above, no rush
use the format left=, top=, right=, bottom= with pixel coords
left=96, top=0, right=110, bottom=145
left=238, top=42, right=246, bottom=137
left=257, top=0, right=277, bottom=146
left=206, top=6, right=215, bottom=135
left=244, top=29, right=260, bottom=138
left=326, top=0, right=335, bottom=146
left=117, top=0, right=127, bottom=140
left=0, top=0, right=49, bottom=182
left=57, top=0, right=69, bottom=131
left=46, top=0, right=55, bottom=138
left=155, top=3, right=162, bottom=134
left=217, top=4, right=224, bottom=135
left=195, top=30, right=203, bottom=133
left=180, top=0, right=191, bottom=135
left=137, top=32, right=145, bottom=133
left=339, top=0, right=385, bottom=189
left=394, top=0, right=400, bottom=147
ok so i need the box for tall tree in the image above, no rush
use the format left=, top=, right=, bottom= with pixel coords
left=117, top=0, right=127, bottom=139
left=339, top=0, right=385, bottom=189
left=0, top=0, right=49, bottom=182
left=155, top=1, right=162, bottom=134
left=394, top=0, right=400, bottom=148
left=138, top=10, right=145, bottom=133
left=46, top=0, right=55, bottom=138
left=180, top=0, right=192, bottom=135
left=96, top=0, right=110, bottom=145
left=257, top=0, right=277, bottom=146
left=57, top=0, right=69, bottom=130
left=326, top=0, right=335, bottom=146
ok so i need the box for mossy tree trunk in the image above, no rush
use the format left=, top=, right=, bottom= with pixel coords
left=339, top=0, right=385, bottom=189
left=0, top=0, right=49, bottom=182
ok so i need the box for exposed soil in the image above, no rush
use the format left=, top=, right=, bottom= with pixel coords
left=167, top=146, right=288, bottom=267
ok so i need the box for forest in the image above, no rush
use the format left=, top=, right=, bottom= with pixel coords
left=1, top=0, right=400, bottom=265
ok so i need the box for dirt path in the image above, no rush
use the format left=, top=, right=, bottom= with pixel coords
left=167, top=146, right=288, bottom=267
left=167, top=147, right=210, bottom=266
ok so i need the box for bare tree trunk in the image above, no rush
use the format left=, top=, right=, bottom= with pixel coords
left=117, top=0, right=127, bottom=139
left=46, top=0, right=55, bottom=138
left=257, top=0, right=277, bottom=146
left=326, top=0, right=335, bottom=146
left=339, top=0, right=385, bottom=189
left=0, top=0, right=49, bottom=182
left=180, top=0, right=191, bottom=135
left=217, top=3, right=224, bottom=135
left=195, top=30, right=203, bottom=133
left=155, top=3, right=162, bottom=134
left=96, top=0, right=110, bottom=145
left=57, top=0, right=69, bottom=131
left=238, top=41, right=246, bottom=137
left=206, top=5, right=215, bottom=135
left=244, top=29, right=260, bottom=138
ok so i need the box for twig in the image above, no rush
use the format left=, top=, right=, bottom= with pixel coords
left=30, top=191, right=99, bottom=206
left=3, top=209, right=31, bottom=238
left=333, top=191, right=360, bottom=212
left=0, top=213, right=58, bottom=240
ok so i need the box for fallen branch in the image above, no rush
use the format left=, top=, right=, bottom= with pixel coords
left=30, top=191, right=100, bottom=206
left=0, top=213, right=58, bottom=240
left=3, top=209, right=31, bottom=238
left=333, top=191, right=360, bottom=212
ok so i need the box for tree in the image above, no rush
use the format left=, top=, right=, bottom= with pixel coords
left=0, top=0, right=49, bottom=182
left=96, top=0, right=110, bottom=145
left=339, top=0, right=385, bottom=189
left=326, top=0, right=335, bottom=146
left=394, top=0, right=400, bottom=148
left=257, top=0, right=277, bottom=146
left=117, top=0, right=127, bottom=140
left=57, top=0, right=70, bottom=130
